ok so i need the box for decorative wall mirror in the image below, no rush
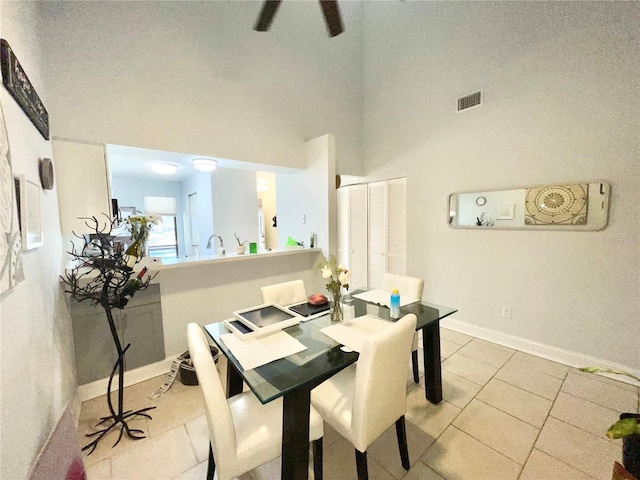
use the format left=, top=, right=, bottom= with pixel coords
left=448, top=181, right=610, bottom=230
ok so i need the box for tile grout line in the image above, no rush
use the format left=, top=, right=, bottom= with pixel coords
left=534, top=415, right=621, bottom=479
left=427, top=330, right=605, bottom=480
left=420, top=340, right=522, bottom=480
left=514, top=367, right=569, bottom=480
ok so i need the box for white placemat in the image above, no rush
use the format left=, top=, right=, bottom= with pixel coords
left=221, top=331, right=307, bottom=370
left=319, top=315, right=393, bottom=353
left=353, top=289, right=419, bottom=308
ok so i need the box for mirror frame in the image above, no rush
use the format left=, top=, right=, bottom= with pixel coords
left=448, top=180, right=611, bottom=231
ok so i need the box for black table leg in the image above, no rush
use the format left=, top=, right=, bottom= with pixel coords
left=281, top=388, right=311, bottom=480
left=422, top=321, right=442, bottom=404
left=225, top=362, right=244, bottom=398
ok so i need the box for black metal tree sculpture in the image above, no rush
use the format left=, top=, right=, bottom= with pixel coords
left=60, top=215, right=157, bottom=454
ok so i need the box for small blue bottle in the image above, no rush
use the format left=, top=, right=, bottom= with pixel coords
left=390, top=289, right=400, bottom=318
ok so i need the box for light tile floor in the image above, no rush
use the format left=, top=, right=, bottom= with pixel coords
left=79, top=328, right=639, bottom=480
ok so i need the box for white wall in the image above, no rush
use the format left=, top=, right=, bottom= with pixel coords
left=111, top=176, right=186, bottom=256
left=158, top=250, right=325, bottom=357
left=181, top=172, right=213, bottom=257
left=211, top=168, right=258, bottom=251
left=362, top=2, right=640, bottom=370
left=276, top=134, right=336, bottom=254
left=36, top=0, right=364, bottom=175
left=0, top=3, right=77, bottom=478
left=257, top=171, right=277, bottom=250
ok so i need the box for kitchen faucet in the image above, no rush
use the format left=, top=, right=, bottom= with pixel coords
left=206, top=234, right=225, bottom=254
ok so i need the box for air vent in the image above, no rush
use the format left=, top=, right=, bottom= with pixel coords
left=457, top=91, right=482, bottom=112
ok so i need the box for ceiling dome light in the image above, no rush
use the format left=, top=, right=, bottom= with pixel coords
left=149, top=163, right=178, bottom=175
left=192, top=158, right=217, bottom=172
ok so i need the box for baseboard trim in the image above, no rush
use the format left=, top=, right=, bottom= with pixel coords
left=440, top=318, right=640, bottom=385
left=70, top=391, right=82, bottom=429
left=77, top=354, right=180, bottom=402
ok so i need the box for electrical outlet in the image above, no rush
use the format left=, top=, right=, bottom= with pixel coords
left=502, top=307, right=512, bottom=319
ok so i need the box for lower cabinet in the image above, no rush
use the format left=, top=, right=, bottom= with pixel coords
left=70, top=285, right=165, bottom=385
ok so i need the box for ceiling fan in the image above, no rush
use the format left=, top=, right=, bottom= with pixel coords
left=254, top=0, right=344, bottom=37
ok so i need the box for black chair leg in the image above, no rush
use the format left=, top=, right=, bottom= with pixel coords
left=395, top=416, right=410, bottom=470
left=312, top=438, right=323, bottom=480
left=207, top=443, right=215, bottom=480
left=355, top=449, right=368, bottom=480
left=411, top=349, right=419, bottom=383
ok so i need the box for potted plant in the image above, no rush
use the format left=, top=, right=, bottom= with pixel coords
left=234, top=232, right=247, bottom=255
left=580, top=367, right=640, bottom=478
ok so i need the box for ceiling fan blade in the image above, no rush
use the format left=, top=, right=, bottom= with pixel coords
left=319, top=0, right=344, bottom=37
left=254, top=0, right=283, bottom=32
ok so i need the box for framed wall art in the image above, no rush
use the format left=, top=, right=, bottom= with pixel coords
left=0, top=39, right=49, bottom=139
left=495, top=204, right=515, bottom=220
left=15, top=174, right=43, bottom=250
left=0, top=98, right=24, bottom=292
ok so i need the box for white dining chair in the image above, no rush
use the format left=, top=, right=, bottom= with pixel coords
left=260, top=279, right=307, bottom=306
left=187, top=323, right=324, bottom=480
left=382, top=272, right=424, bottom=383
left=310, top=313, right=417, bottom=480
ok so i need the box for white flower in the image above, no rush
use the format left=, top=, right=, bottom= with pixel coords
left=321, top=265, right=333, bottom=279
left=339, top=270, right=350, bottom=286
left=338, top=264, right=345, bottom=271
left=146, top=214, right=162, bottom=225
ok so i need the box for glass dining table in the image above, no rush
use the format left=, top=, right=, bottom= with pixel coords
left=204, top=290, right=457, bottom=480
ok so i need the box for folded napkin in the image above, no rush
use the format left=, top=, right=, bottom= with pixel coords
left=320, top=315, right=393, bottom=353
left=221, top=330, right=307, bottom=370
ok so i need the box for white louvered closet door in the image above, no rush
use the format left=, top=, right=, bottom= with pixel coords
left=337, top=187, right=349, bottom=268
left=339, top=179, right=406, bottom=291
left=348, top=185, right=368, bottom=290
left=368, top=181, right=388, bottom=289
left=386, top=178, right=407, bottom=275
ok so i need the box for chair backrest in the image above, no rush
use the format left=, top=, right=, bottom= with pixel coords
left=260, top=279, right=307, bottom=306
left=382, top=273, right=424, bottom=300
left=187, top=323, right=238, bottom=479
left=350, top=313, right=417, bottom=452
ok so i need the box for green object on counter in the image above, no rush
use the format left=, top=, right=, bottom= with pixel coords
left=249, top=242, right=257, bottom=254
left=286, top=236, right=299, bottom=246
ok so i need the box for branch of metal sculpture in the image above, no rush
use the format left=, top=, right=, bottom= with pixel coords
left=60, top=214, right=158, bottom=454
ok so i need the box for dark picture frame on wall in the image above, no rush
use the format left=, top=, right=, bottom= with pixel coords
left=15, top=174, right=43, bottom=250
left=0, top=39, right=49, bottom=140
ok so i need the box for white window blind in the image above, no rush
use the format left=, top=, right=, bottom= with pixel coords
left=143, top=196, right=177, bottom=215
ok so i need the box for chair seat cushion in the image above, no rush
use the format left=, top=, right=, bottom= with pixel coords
left=230, top=392, right=324, bottom=472
left=310, top=364, right=357, bottom=444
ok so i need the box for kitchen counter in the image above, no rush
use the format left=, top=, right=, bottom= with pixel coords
left=65, top=247, right=321, bottom=278
left=148, top=247, right=320, bottom=272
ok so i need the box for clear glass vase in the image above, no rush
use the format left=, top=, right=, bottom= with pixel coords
left=329, top=287, right=343, bottom=323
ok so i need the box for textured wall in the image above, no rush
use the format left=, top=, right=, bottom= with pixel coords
left=362, top=1, right=639, bottom=369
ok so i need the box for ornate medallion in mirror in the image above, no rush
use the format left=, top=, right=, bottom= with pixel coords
left=448, top=181, right=610, bottom=230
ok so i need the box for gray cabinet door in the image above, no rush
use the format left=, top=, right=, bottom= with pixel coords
left=121, top=302, right=165, bottom=371
left=72, top=309, right=120, bottom=385
left=71, top=285, right=165, bottom=385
